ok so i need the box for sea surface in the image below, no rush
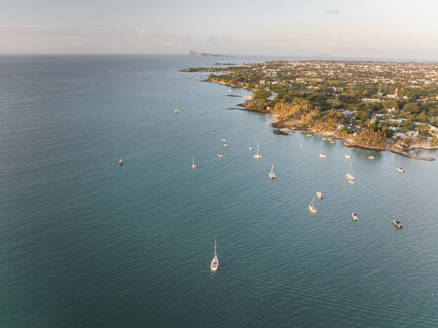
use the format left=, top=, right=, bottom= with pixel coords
left=0, top=55, right=437, bottom=328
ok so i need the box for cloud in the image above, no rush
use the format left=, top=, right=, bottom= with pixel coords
left=0, top=24, right=42, bottom=30
left=325, top=8, right=341, bottom=15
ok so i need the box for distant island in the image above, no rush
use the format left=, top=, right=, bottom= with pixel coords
left=188, top=50, right=225, bottom=57
left=183, top=61, right=438, bottom=160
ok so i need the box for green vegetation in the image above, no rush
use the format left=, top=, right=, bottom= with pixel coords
left=184, top=60, right=438, bottom=148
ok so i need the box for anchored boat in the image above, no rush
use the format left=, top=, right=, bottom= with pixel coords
left=210, top=240, right=219, bottom=272
left=392, top=220, right=403, bottom=229
left=308, top=195, right=317, bottom=214
left=268, top=164, right=277, bottom=179
left=254, top=144, right=262, bottom=160
left=192, top=156, right=196, bottom=170
left=346, top=160, right=355, bottom=180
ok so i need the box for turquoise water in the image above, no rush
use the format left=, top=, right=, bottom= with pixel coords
left=0, top=55, right=437, bottom=327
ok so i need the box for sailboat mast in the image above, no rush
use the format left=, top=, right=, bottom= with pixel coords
left=214, top=240, right=217, bottom=257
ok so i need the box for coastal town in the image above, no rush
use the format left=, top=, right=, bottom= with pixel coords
left=183, top=61, right=438, bottom=160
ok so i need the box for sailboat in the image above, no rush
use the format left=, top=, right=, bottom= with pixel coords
left=316, top=191, right=323, bottom=199
left=192, top=156, right=196, bottom=170
left=254, top=144, right=262, bottom=160
left=210, top=240, right=219, bottom=272
left=268, top=164, right=277, bottom=179
left=345, top=159, right=355, bottom=181
left=308, top=195, right=317, bottom=214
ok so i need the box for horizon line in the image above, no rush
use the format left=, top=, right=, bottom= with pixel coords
left=0, top=53, right=437, bottom=63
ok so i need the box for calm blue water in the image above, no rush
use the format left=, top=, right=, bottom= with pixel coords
left=0, top=55, right=437, bottom=328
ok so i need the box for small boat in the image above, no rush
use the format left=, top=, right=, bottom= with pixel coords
left=329, top=139, right=335, bottom=144
left=392, top=220, right=403, bottom=229
left=316, top=192, right=323, bottom=200
left=211, top=129, right=216, bottom=135
left=308, top=195, right=317, bottom=214
left=396, top=168, right=405, bottom=173
left=118, top=159, right=124, bottom=166
left=352, top=213, right=358, bottom=221
left=345, top=155, right=352, bottom=159
left=368, top=155, right=375, bottom=160
left=210, top=240, right=219, bottom=272
left=268, top=164, right=277, bottom=179
left=322, top=137, right=327, bottom=141
left=192, top=156, right=196, bottom=170
left=320, top=153, right=326, bottom=159
left=306, top=133, right=312, bottom=138
left=221, top=137, right=227, bottom=142
left=223, top=143, right=228, bottom=148
left=249, top=146, right=253, bottom=151
left=346, top=160, right=355, bottom=180
left=346, top=173, right=355, bottom=180
left=174, top=107, right=180, bottom=113
left=217, top=154, right=224, bottom=158
left=348, top=179, right=355, bottom=185
left=254, top=144, right=262, bottom=160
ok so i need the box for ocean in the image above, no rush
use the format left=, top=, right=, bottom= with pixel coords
left=0, top=54, right=437, bottom=327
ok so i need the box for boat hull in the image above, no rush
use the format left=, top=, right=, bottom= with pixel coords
left=210, top=255, right=219, bottom=272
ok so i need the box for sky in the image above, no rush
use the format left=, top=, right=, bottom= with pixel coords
left=1, top=0, right=438, bottom=59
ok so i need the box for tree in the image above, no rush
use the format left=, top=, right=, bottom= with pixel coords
left=416, top=111, right=428, bottom=123
left=403, top=102, right=420, bottom=114
left=383, top=100, right=397, bottom=110
left=355, top=110, right=369, bottom=122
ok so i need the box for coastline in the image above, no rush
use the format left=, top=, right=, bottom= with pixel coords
left=209, top=78, right=437, bottom=161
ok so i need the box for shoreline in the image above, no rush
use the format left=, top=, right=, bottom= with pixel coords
left=206, top=78, right=437, bottom=161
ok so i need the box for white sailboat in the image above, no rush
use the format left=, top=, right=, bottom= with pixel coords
left=254, top=144, right=262, bottom=160
left=210, top=240, right=219, bottom=272
left=192, top=156, right=196, bottom=170
left=346, top=159, right=355, bottom=180
left=268, top=164, right=277, bottom=179
left=308, top=195, right=317, bottom=214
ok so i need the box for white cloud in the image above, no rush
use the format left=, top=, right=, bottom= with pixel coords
left=324, top=9, right=341, bottom=15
